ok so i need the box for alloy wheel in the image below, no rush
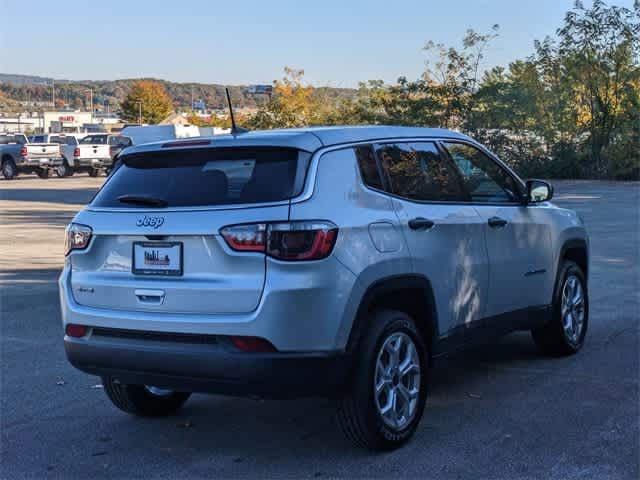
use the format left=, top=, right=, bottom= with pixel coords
left=561, top=274, right=585, bottom=346
left=373, top=332, right=421, bottom=430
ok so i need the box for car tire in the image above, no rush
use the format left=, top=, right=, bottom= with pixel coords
left=337, top=309, right=428, bottom=450
left=102, top=377, right=191, bottom=417
left=56, top=161, right=73, bottom=177
left=88, top=168, right=100, bottom=177
left=36, top=168, right=49, bottom=179
left=532, top=260, right=588, bottom=356
left=1, top=158, right=17, bottom=179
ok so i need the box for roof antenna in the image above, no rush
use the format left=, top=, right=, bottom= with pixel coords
left=225, top=88, right=249, bottom=135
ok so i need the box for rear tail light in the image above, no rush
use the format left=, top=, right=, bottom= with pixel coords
left=66, top=324, right=88, bottom=338
left=65, top=223, right=92, bottom=255
left=19, top=146, right=27, bottom=157
left=220, top=221, right=338, bottom=261
left=230, top=336, right=277, bottom=352
left=73, top=147, right=80, bottom=157
left=220, top=223, right=266, bottom=252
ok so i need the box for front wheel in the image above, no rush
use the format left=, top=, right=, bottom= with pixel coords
left=102, top=377, right=191, bottom=417
left=337, top=310, right=428, bottom=450
left=532, top=260, right=588, bottom=355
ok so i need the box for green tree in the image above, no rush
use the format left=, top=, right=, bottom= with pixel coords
left=555, top=0, right=640, bottom=174
left=121, top=80, right=173, bottom=124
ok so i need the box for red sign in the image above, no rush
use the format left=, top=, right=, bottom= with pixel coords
left=58, top=115, right=75, bottom=122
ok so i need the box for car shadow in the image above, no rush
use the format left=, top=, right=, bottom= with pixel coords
left=78, top=333, right=549, bottom=468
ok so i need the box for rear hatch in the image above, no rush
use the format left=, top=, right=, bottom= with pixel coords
left=69, top=146, right=309, bottom=314
left=25, top=143, right=60, bottom=159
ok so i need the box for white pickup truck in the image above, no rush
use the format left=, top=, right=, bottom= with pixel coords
left=0, top=133, right=63, bottom=179
left=59, top=133, right=133, bottom=177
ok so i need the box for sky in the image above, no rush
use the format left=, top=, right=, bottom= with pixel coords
left=0, top=0, right=635, bottom=88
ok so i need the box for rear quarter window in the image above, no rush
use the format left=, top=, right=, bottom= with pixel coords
left=355, top=145, right=383, bottom=190
left=91, top=147, right=310, bottom=208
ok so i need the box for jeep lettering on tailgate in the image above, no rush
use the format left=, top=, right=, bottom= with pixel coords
left=136, top=216, right=164, bottom=228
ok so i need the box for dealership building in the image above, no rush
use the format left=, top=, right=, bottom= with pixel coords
left=0, top=111, right=121, bottom=134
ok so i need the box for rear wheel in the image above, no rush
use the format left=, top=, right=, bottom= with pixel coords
left=532, top=260, right=588, bottom=355
left=1, top=158, right=17, bottom=179
left=36, top=168, right=49, bottom=179
left=102, top=377, right=191, bottom=417
left=337, top=309, right=427, bottom=450
left=56, top=161, right=73, bottom=177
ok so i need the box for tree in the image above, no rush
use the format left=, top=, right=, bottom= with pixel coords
left=555, top=0, right=640, bottom=174
left=121, top=80, right=173, bottom=124
left=246, top=68, right=331, bottom=129
left=186, top=112, right=232, bottom=128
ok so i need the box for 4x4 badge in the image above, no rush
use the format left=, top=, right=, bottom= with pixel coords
left=136, top=216, right=164, bottom=229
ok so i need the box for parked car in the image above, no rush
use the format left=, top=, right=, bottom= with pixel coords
left=59, top=133, right=132, bottom=177
left=60, top=126, right=589, bottom=450
left=1, top=133, right=63, bottom=179
left=29, top=133, right=87, bottom=177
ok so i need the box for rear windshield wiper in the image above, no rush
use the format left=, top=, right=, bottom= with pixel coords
left=117, top=195, right=168, bottom=208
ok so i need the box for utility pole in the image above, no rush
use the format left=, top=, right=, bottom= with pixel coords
left=51, top=79, right=55, bottom=108
left=135, top=100, right=143, bottom=124
left=84, top=89, right=93, bottom=121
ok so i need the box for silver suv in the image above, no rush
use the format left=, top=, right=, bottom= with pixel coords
left=59, top=126, right=589, bottom=450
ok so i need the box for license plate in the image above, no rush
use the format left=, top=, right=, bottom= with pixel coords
left=132, top=242, right=183, bottom=276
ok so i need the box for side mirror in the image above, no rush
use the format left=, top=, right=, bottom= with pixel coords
left=526, top=179, right=553, bottom=204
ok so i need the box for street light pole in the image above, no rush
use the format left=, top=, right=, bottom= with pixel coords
left=136, top=100, right=143, bottom=124
left=84, top=89, right=93, bottom=122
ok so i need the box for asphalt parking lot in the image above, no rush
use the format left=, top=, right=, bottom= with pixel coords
left=1, top=175, right=638, bottom=479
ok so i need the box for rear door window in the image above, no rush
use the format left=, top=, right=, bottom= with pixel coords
left=91, top=147, right=310, bottom=208
left=374, top=142, right=467, bottom=202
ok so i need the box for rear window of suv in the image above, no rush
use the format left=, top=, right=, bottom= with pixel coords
left=91, top=147, right=310, bottom=208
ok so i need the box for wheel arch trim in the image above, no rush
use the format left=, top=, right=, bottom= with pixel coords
left=558, top=238, right=589, bottom=283
left=346, top=274, right=439, bottom=359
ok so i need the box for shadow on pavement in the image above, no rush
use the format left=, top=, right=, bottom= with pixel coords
left=0, top=187, right=99, bottom=206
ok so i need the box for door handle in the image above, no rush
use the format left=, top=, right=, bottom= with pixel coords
left=408, top=217, right=435, bottom=231
left=488, top=216, right=508, bottom=228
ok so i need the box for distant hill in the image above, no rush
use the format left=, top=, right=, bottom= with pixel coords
left=0, top=74, right=58, bottom=85
left=0, top=73, right=355, bottom=113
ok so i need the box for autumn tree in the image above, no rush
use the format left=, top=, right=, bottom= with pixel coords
left=245, top=68, right=329, bottom=129
left=121, top=80, right=173, bottom=124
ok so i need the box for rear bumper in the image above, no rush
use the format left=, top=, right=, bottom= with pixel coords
left=75, top=158, right=113, bottom=168
left=19, top=157, right=63, bottom=168
left=64, top=333, right=351, bottom=398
